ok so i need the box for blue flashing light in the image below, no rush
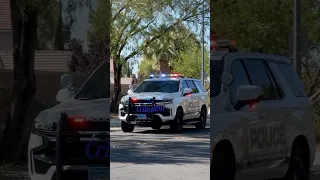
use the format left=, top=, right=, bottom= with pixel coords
left=161, top=74, right=166, bottom=77
left=150, top=74, right=154, bottom=78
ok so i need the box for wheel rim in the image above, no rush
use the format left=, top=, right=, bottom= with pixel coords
left=201, top=108, right=206, bottom=127
left=177, top=110, right=182, bottom=130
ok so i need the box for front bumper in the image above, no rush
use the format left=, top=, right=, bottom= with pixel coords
left=118, top=102, right=176, bottom=125
left=28, top=131, right=109, bottom=180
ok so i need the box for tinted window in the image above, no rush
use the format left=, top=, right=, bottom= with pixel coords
left=181, top=80, right=189, bottom=91
left=195, top=81, right=206, bottom=92
left=275, top=62, right=307, bottom=97
left=75, top=60, right=110, bottom=100
left=186, top=80, right=199, bottom=93
left=210, top=60, right=224, bottom=97
left=243, top=59, right=279, bottom=101
left=134, top=80, right=179, bottom=93
left=230, top=60, right=250, bottom=104
left=263, top=61, right=283, bottom=99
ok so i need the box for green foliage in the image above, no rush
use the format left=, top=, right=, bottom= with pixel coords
left=138, top=57, right=159, bottom=78
left=211, top=0, right=320, bottom=55
left=171, top=44, right=209, bottom=79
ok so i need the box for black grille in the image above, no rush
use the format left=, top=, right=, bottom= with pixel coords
left=33, top=136, right=109, bottom=168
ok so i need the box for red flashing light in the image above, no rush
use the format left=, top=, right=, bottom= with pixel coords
left=131, top=98, right=137, bottom=102
left=68, top=116, right=86, bottom=123
left=172, top=74, right=178, bottom=77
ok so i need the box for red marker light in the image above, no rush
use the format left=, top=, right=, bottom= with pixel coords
left=131, top=98, right=137, bottom=102
left=68, top=116, right=86, bottom=123
left=248, top=100, right=257, bottom=109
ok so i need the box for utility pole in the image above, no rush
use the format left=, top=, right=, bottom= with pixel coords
left=201, top=0, right=205, bottom=85
left=294, top=0, right=302, bottom=78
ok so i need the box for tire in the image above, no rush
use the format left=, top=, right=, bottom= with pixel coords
left=211, top=147, right=235, bottom=180
left=170, top=108, right=183, bottom=133
left=151, top=124, right=162, bottom=130
left=121, top=121, right=135, bottom=132
left=285, top=145, right=310, bottom=180
left=195, top=106, right=207, bottom=129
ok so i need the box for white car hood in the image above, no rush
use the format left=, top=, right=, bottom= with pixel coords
left=37, top=98, right=110, bottom=124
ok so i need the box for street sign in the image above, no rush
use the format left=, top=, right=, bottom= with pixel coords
left=288, top=26, right=309, bottom=57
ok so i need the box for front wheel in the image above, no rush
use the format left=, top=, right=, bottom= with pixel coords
left=211, top=148, right=235, bottom=180
left=121, top=121, right=135, bottom=132
left=285, top=145, right=310, bottom=180
left=170, top=108, right=183, bottom=133
left=195, top=106, right=207, bottom=129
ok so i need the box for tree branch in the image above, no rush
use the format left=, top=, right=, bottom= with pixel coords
left=124, top=13, right=196, bottom=61
left=112, top=6, right=126, bottom=21
left=118, top=17, right=156, bottom=55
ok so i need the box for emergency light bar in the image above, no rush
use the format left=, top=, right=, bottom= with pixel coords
left=211, top=38, right=237, bottom=52
left=149, top=73, right=184, bottom=78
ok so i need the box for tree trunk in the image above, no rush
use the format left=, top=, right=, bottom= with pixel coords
left=0, top=0, right=37, bottom=163
left=159, top=56, right=171, bottom=73
left=53, top=1, right=64, bottom=50
left=110, top=57, right=122, bottom=113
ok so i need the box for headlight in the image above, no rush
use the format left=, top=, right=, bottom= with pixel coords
left=120, top=97, right=128, bottom=103
left=28, top=133, right=44, bottom=150
left=163, top=98, right=173, bottom=103
left=33, top=114, right=55, bottom=131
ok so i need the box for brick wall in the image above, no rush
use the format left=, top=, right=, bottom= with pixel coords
left=0, top=50, right=72, bottom=71
left=0, top=0, right=11, bottom=30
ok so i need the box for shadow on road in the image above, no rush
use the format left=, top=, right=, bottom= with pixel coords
left=111, top=127, right=210, bottom=165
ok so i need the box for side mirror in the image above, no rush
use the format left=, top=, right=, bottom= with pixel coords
left=60, top=73, right=74, bottom=89
left=183, top=88, right=192, bottom=96
left=234, top=85, right=263, bottom=110
left=236, top=85, right=262, bottom=101
left=56, top=88, right=76, bottom=102
left=127, top=89, right=134, bottom=94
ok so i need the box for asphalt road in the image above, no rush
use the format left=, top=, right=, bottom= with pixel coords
left=110, top=121, right=210, bottom=180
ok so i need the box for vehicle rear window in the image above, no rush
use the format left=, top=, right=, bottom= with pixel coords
left=194, top=81, right=206, bottom=92
left=274, top=62, right=307, bottom=97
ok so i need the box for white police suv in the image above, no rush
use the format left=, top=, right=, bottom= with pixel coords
left=119, top=73, right=209, bottom=132
left=210, top=47, right=316, bottom=180
left=28, top=60, right=110, bottom=180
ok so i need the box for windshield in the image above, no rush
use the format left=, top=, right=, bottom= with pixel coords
left=134, top=80, right=179, bottom=93
left=75, top=60, right=110, bottom=100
